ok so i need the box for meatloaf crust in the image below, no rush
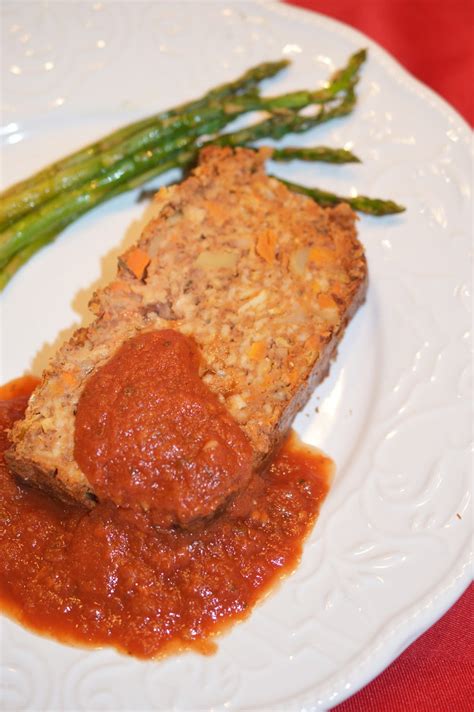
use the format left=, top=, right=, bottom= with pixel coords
left=6, top=146, right=367, bottom=506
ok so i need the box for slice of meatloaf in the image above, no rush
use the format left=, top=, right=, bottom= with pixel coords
left=6, top=146, right=367, bottom=507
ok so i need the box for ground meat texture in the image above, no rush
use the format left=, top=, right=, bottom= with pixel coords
left=74, top=330, right=253, bottom=528
left=6, top=146, right=367, bottom=508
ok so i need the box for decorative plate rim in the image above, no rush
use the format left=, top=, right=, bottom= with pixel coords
left=262, top=2, right=472, bottom=708
left=1, top=2, right=472, bottom=710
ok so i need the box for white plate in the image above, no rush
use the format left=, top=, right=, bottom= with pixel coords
left=1, top=2, right=472, bottom=710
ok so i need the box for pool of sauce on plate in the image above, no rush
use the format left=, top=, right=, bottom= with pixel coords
left=0, top=372, right=332, bottom=659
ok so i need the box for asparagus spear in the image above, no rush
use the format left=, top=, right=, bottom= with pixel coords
left=0, top=103, right=246, bottom=229
left=0, top=137, right=404, bottom=289
left=0, top=87, right=360, bottom=268
left=270, top=146, right=360, bottom=163
left=277, top=178, right=405, bottom=215
left=246, top=48, right=367, bottom=110
left=136, top=143, right=361, bottom=201
left=0, top=232, right=54, bottom=290
left=0, top=91, right=352, bottom=231
left=104, top=90, right=361, bottom=196
left=1, top=59, right=289, bottom=200
left=0, top=50, right=366, bottom=229
left=315, top=49, right=366, bottom=101
left=0, top=51, right=379, bottom=287
left=216, top=86, right=358, bottom=147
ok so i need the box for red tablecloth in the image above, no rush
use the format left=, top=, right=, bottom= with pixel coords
left=283, top=2, right=473, bottom=709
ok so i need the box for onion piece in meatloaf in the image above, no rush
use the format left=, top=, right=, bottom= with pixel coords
left=6, top=146, right=367, bottom=509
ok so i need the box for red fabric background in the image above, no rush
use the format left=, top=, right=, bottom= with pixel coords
left=333, top=585, right=473, bottom=711
left=283, top=2, right=473, bottom=709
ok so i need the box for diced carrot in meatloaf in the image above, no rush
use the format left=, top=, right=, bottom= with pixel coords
left=6, top=146, right=367, bottom=508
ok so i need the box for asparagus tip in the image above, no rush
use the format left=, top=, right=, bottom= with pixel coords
left=356, top=197, right=406, bottom=216
left=387, top=202, right=405, bottom=214
left=353, top=48, right=368, bottom=63
left=347, top=151, right=362, bottom=163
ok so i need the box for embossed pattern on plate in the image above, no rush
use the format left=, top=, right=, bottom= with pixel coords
left=0, top=1, right=472, bottom=710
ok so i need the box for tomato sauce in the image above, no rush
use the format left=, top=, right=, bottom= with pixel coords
left=0, top=375, right=332, bottom=659
left=74, top=330, right=253, bottom=528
